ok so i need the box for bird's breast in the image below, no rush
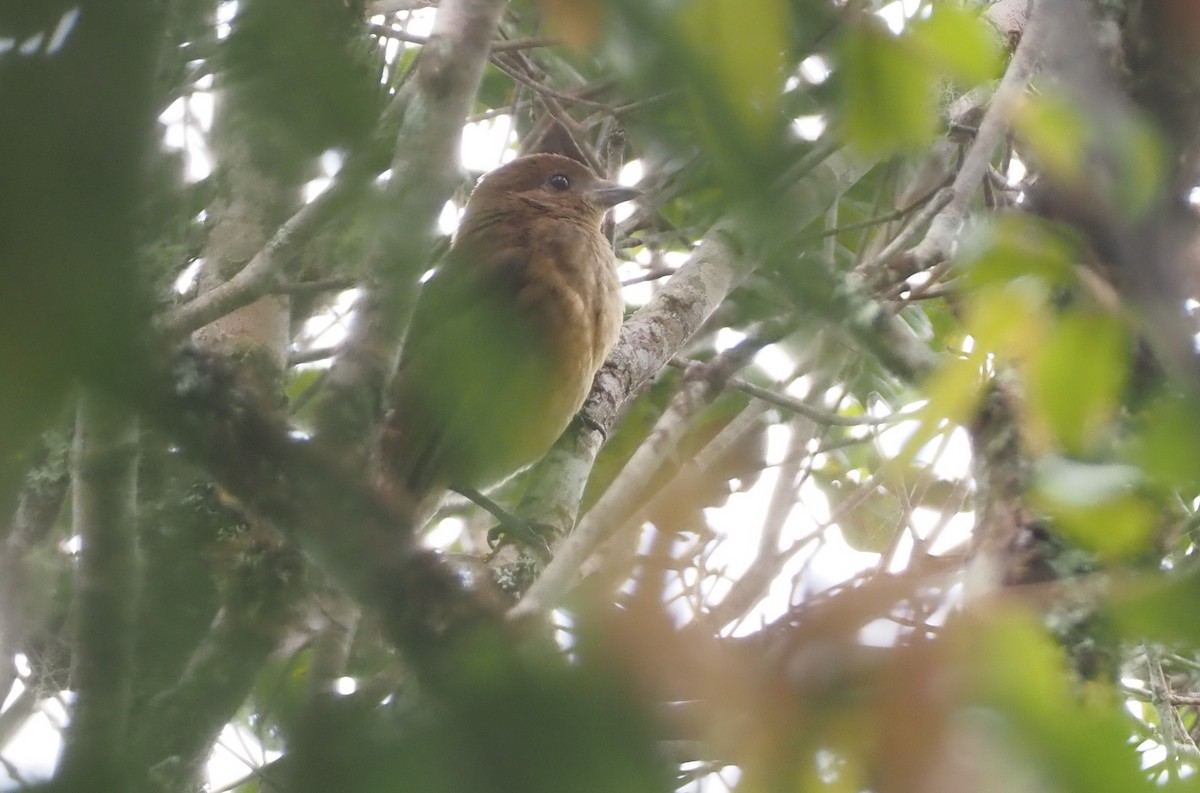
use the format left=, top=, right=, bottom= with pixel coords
left=515, top=226, right=623, bottom=406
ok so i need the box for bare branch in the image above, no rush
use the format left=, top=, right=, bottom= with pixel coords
left=368, top=23, right=558, bottom=53
left=700, top=415, right=816, bottom=632
left=864, top=0, right=1045, bottom=280
left=155, top=179, right=361, bottom=340
left=667, top=358, right=923, bottom=427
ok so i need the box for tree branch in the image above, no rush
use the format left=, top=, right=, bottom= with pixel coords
left=509, top=321, right=788, bottom=619
left=56, top=393, right=140, bottom=787
left=699, top=415, right=817, bottom=633
left=138, top=348, right=497, bottom=658
left=368, top=24, right=558, bottom=53
left=155, top=178, right=362, bottom=340
left=0, top=424, right=71, bottom=704
left=863, top=0, right=1045, bottom=281
left=313, top=0, right=509, bottom=452
left=667, top=358, right=922, bottom=427
left=133, top=581, right=300, bottom=790
left=1033, top=0, right=1200, bottom=390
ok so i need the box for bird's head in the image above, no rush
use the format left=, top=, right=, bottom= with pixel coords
left=461, top=153, right=641, bottom=230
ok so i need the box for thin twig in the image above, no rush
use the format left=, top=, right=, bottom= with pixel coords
left=863, top=0, right=1047, bottom=277
left=666, top=358, right=923, bottom=427
left=155, top=177, right=364, bottom=339
left=274, top=276, right=359, bottom=296
left=289, top=346, right=341, bottom=367
left=368, top=23, right=559, bottom=53
left=803, top=181, right=948, bottom=243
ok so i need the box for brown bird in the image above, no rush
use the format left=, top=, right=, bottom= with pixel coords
left=381, top=153, right=639, bottom=526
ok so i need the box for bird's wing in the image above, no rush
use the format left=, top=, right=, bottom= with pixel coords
left=399, top=240, right=530, bottom=357
left=386, top=243, right=556, bottom=492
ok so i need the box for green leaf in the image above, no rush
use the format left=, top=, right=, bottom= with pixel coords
left=909, top=6, right=1004, bottom=85
left=837, top=485, right=899, bottom=553
left=1014, top=92, right=1092, bottom=188
left=677, top=0, right=787, bottom=139
left=838, top=7, right=1001, bottom=155
left=1025, top=309, right=1129, bottom=455
left=1015, top=91, right=1165, bottom=218
left=960, top=610, right=1156, bottom=793
left=964, top=279, right=1052, bottom=357
left=225, top=0, right=381, bottom=169
left=899, top=354, right=983, bottom=469
left=958, top=217, right=1078, bottom=291
left=1130, top=391, right=1200, bottom=492
left=285, top=367, right=324, bottom=403
left=913, top=477, right=971, bottom=512
left=1031, top=456, right=1155, bottom=561
left=1034, top=456, right=1142, bottom=506
left=1110, top=569, right=1200, bottom=646
left=840, top=23, right=938, bottom=153
left=963, top=609, right=1074, bottom=717
left=1109, top=114, right=1167, bottom=218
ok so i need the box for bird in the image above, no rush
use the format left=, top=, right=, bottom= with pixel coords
left=380, top=152, right=640, bottom=530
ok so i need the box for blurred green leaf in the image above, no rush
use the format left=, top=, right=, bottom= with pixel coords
left=840, top=23, right=938, bottom=153
left=1015, top=92, right=1091, bottom=188
left=965, top=279, right=1052, bottom=358
left=1110, top=569, right=1200, bottom=647
left=677, top=0, right=787, bottom=139
left=1016, top=91, right=1164, bottom=217
left=285, top=367, right=324, bottom=403
left=961, top=610, right=1155, bottom=793
left=964, top=609, right=1074, bottom=716
left=1034, top=457, right=1142, bottom=506
left=1109, top=114, right=1167, bottom=217
left=921, top=354, right=984, bottom=426
left=1130, top=391, right=1200, bottom=492
left=441, top=625, right=672, bottom=793
left=958, top=217, right=1079, bottom=291
left=1032, top=456, right=1155, bottom=561
left=837, top=484, right=899, bottom=553
left=909, top=6, right=1004, bottom=85
left=900, top=360, right=979, bottom=469
left=1025, top=309, right=1129, bottom=455
left=225, top=0, right=381, bottom=173
left=914, top=477, right=970, bottom=512
left=837, top=6, right=1001, bottom=156
left=906, top=278, right=1053, bottom=462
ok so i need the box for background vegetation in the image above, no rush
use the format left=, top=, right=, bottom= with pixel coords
left=5, top=0, right=1200, bottom=791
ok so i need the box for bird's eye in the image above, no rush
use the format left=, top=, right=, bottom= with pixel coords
left=547, top=174, right=571, bottom=191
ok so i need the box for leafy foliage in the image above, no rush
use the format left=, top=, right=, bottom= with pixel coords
left=8, top=1, right=1200, bottom=792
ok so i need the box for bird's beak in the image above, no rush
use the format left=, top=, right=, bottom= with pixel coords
left=589, top=180, right=642, bottom=208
